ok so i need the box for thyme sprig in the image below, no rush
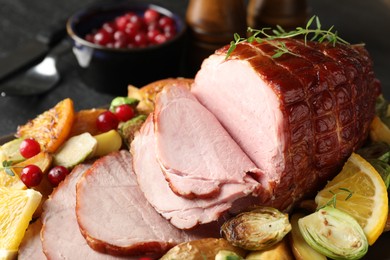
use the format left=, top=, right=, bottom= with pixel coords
left=317, top=187, right=354, bottom=210
left=226, top=15, right=349, bottom=59
left=1, top=160, right=15, bottom=176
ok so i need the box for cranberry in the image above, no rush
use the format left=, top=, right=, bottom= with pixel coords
left=125, top=22, right=141, bottom=38
left=102, top=22, right=117, bottom=34
left=144, top=9, right=160, bottom=24
left=134, top=32, right=148, bottom=46
left=96, top=111, right=119, bottom=132
left=19, top=138, right=41, bottom=159
left=20, top=165, right=43, bottom=188
left=154, top=34, right=168, bottom=44
left=84, top=9, right=177, bottom=48
left=147, top=29, right=161, bottom=43
left=93, top=29, right=113, bottom=46
left=115, top=16, right=129, bottom=31
left=158, top=16, right=174, bottom=28
left=48, top=166, right=69, bottom=186
left=163, top=23, right=176, bottom=36
left=115, top=104, right=135, bottom=122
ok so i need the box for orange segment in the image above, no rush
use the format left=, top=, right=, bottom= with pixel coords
left=16, top=98, right=75, bottom=153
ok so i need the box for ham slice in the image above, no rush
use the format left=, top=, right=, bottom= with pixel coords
left=192, top=39, right=380, bottom=209
left=76, top=150, right=219, bottom=257
left=41, top=163, right=130, bottom=259
left=131, top=115, right=258, bottom=229
left=153, top=84, right=267, bottom=199
left=18, top=220, right=45, bottom=260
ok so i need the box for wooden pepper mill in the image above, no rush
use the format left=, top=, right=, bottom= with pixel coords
left=247, top=0, right=308, bottom=30
left=185, top=0, right=247, bottom=77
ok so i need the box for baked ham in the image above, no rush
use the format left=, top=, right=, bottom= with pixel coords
left=191, top=39, right=380, bottom=209
left=41, top=164, right=130, bottom=259
left=153, top=84, right=266, bottom=199
left=131, top=115, right=258, bottom=229
left=132, top=39, right=379, bottom=229
left=76, top=150, right=220, bottom=257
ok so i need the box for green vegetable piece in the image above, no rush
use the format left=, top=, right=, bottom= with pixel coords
left=221, top=207, right=291, bottom=251
left=109, top=96, right=139, bottom=112
left=0, top=138, right=25, bottom=164
left=119, top=114, right=147, bottom=147
left=298, top=206, right=368, bottom=260
left=367, top=159, right=390, bottom=189
left=53, top=132, right=97, bottom=169
left=215, top=250, right=243, bottom=260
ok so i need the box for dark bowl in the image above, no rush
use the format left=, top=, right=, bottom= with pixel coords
left=66, top=1, right=187, bottom=96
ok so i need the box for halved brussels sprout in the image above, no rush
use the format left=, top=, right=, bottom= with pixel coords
left=221, top=207, right=291, bottom=251
left=298, top=206, right=368, bottom=260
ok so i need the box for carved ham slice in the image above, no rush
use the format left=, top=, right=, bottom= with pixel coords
left=18, top=220, right=45, bottom=260
left=153, top=84, right=267, bottom=199
left=76, top=150, right=219, bottom=257
left=41, top=163, right=130, bottom=259
left=131, top=115, right=258, bottom=229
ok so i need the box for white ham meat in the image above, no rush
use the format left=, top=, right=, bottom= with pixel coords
left=131, top=115, right=259, bottom=229
left=153, top=84, right=268, bottom=199
left=76, top=150, right=219, bottom=257
left=18, top=219, right=45, bottom=260
left=41, top=163, right=130, bottom=260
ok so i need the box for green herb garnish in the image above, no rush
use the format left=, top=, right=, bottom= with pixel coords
left=317, top=187, right=354, bottom=210
left=226, top=15, right=350, bottom=59
left=1, top=160, right=15, bottom=176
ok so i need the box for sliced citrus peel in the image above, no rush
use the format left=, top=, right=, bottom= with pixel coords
left=315, top=153, right=388, bottom=245
left=0, top=187, right=42, bottom=257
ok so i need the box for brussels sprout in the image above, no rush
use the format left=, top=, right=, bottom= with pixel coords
left=109, top=96, right=139, bottom=112
left=221, top=207, right=291, bottom=251
left=298, top=206, right=368, bottom=260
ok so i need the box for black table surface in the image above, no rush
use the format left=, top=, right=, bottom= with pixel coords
left=0, top=0, right=389, bottom=138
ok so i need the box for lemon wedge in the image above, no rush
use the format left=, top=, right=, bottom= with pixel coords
left=315, top=153, right=388, bottom=245
left=0, top=187, right=42, bottom=258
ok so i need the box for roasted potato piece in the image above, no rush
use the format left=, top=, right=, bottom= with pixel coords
left=289, top=213, right=329, bottom=260
left=246, top=239, right=294, bottom=260
left=160, top=238, right=246, bottom=260
left=128, top=78, right=193, bottom=114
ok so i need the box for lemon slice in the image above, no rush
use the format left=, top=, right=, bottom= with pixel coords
left=315, top=153, right=388, bottom=245
left=369, top=115, right=390, bottom=145
left=0, top=187, right=42, bottom=258
left=0, top=170, right=26, bottom=189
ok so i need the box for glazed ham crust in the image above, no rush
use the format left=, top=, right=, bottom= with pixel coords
left=192, top=39, right=380, bottom=209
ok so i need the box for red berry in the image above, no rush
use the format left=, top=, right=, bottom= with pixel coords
left=154, top=34, right=168, bottom=44
left=19, top=138, right=41, bottom=159
left=115, top=104, right=135, bottom=122
left=48, top=166, right=69, bottom=186
left=102, top=22, right=117, bottom=34
left=96, top=111, right=119, bottom=132
left=147, top=29, right=161, bottom=43
left=144, top=9, right=160, bottom=24
left=134, top=32, right=148, bottom=46
left=20, top=165, right=43, bottom=188
left=93, top=29, right=113, bottom=46
left=115, top=16, right=129, bottom=31
left=125, top=22, right=141, bottom=38
left=158, top=16, right=174, bottom=28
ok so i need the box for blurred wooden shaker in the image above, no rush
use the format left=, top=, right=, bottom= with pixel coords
left=247, top=0, right=308, bottom=30
left=185, top=0, right=247, bottom=77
